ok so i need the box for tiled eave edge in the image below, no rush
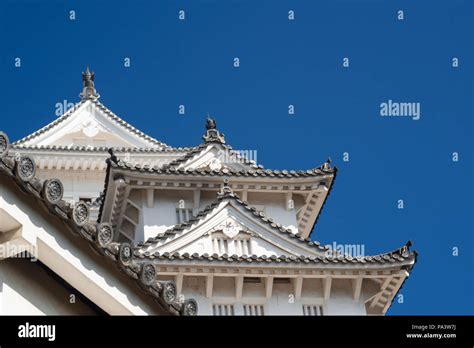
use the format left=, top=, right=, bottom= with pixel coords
left=0, top=132, right=197, bottom=316
left=10, top=144, right=195, bottom=153
left=110, top=154, right=337, bottom=178
left=134, top=249, right=416, bottom=270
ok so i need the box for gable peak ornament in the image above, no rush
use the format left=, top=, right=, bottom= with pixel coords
left=79, top=66, right=100, bottom=100
left=203, top=115, right=225, bottom=144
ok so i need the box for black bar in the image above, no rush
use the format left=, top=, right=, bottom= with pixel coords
left=0, top=316, right=472, bottom=346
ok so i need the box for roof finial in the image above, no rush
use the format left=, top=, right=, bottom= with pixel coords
left=322, top=157, right=332, bottom=171
left=219, top=179, right=233, bottom=196
left=203, top=115, right=225, bottom=143
left=206, top=114, right=216, bottom=130
left=80, top=66, right=100, bottom=100
left=107, top=148, right=119, bottom=164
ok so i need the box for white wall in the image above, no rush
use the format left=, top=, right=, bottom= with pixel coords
left=36, top=168, right=105, bottom=203
left=0, top=258, right=98, bottom=315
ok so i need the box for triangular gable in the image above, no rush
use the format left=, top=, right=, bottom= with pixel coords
left=140, top=193, right=327, bottom=258
left=14, top=99, right=170, bottom=150
left=165, top=142, right=262, bottom=172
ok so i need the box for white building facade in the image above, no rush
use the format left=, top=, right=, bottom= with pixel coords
left=0, top=69, right=417, bottom=316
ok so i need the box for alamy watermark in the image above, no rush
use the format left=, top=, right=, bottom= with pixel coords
left=324, top=241, right=365, bottom=258
left=380, top=99, right=421, bottom=121
left=0, top=242, right=38, bottom=261
left=216, top=149, right=257, bottom=165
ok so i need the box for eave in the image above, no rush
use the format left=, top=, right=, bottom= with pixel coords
left=9, top=145, right=189, bottom=172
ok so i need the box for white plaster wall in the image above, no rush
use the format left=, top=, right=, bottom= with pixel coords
left=0, top=258, right=97, bottom=315
left=36, top=169, right=106, bottom=203
left=247, top=192, right=299, bottom=233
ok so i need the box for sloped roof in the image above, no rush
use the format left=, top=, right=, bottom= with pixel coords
left=0, top=131, right=195, bottom=315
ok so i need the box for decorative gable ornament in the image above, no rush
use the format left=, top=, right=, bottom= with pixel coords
left=217, top=218, right=243, bottom=239
left=82, top=119, right=100, bottom=138
left=197, top=157, right=224, bottom=171
left=208, top=158, right=223, bottom=171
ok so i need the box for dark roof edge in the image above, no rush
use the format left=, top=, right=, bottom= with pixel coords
left=11, top=144, right=194, bottom=153
left=308, top=166, right=338, bottom=238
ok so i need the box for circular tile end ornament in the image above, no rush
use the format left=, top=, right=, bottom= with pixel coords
left=16, top=156, right=36, bottom=182
left=73, top=201, right=90, bottom=226
left=119, top=243, right=133, bottom=265
left=0, top=131, right=10, bottom=158
left=140, top=263, right=156, bottom=286
left=43, top=178, right=64, bottom=204
left=181, top=298, right=198, bottom=316
left=97, top=222, right=114, bottom=247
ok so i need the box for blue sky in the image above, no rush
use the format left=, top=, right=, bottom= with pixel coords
left=0, top=0, right=472, bottom=315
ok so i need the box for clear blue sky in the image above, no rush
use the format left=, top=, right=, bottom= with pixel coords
left=0, top=0, right=472, bottom=315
